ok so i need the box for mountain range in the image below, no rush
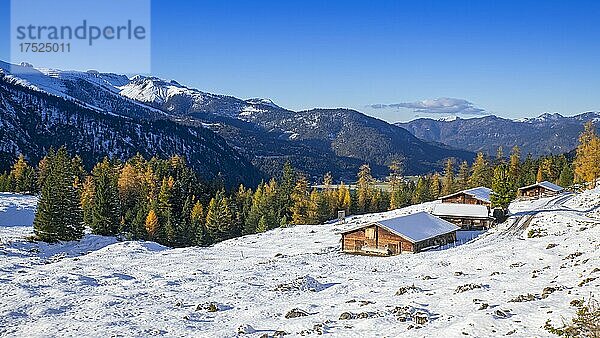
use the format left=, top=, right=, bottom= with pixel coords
left=396, top=112, right=600, bottom=157
left=0, top=61, right=473, bottom=183
left=2, top=61, right=595, bottom=184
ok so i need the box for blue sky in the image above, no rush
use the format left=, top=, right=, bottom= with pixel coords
left=1, top=0, right=600, bottom=122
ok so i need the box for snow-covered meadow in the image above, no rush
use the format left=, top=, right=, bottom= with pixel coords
left=0, top=190, right=598, bottom=337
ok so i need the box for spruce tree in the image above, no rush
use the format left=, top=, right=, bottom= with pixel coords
left=71, top=155, right=87, bottom=188
left=412, top=176, right=431, bottom=204
left=558, top=163, right=574, bottom=188
left=257, top=215, right=268, bottom=233
left=90, top=159, right=121, bottom=236
left=132, top=204, right=150, bottom=240
left=233, top=185, right=253, bottom=235
left=33, top=147, right=84, bottom=242
left=190, top=200, right=206, bottom=245
left=457, top=161, right=470, bottom=189
left=169, top=195, right=192, bottom=247
left=491, top=164, right=516, bottom=211
left=205, top=191, right=233, bottom=242
left=378, top=190, right=390, bottom=211
left=156, top=177, right=174, bottom=244
left=276, top=161, right=296, bottom=223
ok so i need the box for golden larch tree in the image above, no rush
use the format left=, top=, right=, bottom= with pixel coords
left=574, top=122, right=600, bottom=188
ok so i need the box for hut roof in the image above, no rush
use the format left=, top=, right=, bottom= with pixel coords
left=518, top=181, right=564, bottom=192
left=432, top=203, right=491, bottom=218
left=439, top=187, right=492, bottom=204
left=342, top=212, right=459, bottom=243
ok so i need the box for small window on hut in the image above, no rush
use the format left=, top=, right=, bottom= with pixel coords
left=365, top=227, right=375, bottom=239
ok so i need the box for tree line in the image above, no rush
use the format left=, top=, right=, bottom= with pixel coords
left=0, top=121, right=598, bottom=246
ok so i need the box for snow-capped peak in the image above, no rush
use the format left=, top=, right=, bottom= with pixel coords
left=245, top=98, right=279, bottom=108
left=129, top=74, right=147, bottom=82
left=573, top=111, right=600, bottom=122
left=120, top=74, right=215, bottom=107
left=516, top=112, right=565, bottom=123
left=537, top=112, right=564, bottom=121
left=437, top=115, right=460, bottom=122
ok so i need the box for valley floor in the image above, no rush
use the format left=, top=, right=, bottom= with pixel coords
left=0, top=190, right=598, bottom=337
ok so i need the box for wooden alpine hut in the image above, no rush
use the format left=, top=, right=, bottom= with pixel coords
left=432, top=203, right=494, bottom=230
left=518, top=181, right=564, bottom=199
left=340, top=212, right=459, bottom=255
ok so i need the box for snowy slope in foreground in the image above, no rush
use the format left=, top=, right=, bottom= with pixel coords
left=0, top=193, right=599, bottom=337
left=0, top=193, right=37, bottom=227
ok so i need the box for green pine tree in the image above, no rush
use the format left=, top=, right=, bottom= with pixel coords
left=276, top=161, right=296, bottom=223
left=191, top=200, right=206, bottom=245
left=33, top=147, right=84, bottom=242
left=457, top=160, right=470, bottom=189
left=558, top=162, right=574, bottom=188
left=491, top=164, right=516, bottom=211
left=90, top=158, right=121, bottom=236
left=156, top=177, right=174, bottom=245
left=412, top=176, right=431, bottom=204
left=205, top=191, right=234, bottom=242
left=257, top=215, right=268, bottom=233
left=172, top=195, right=195, bottom=247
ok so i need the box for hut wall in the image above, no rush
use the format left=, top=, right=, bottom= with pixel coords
left=413, top=232, right=456, bottom=253
left=342, top=226, right=414, bottom=254
left=438, top=216, right=492, bottom=229
left=376, top=227, right=414, bottom=254
left=519, top=186, right=558, bottom=198
left=342, top=226, right=376, bottom=252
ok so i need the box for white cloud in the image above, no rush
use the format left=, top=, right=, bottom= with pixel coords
left=369, top=97, right=486, bottom=115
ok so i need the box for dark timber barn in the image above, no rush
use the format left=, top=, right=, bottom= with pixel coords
left=340, top=212, right=459, bottom=255
left=518, top=181, right=564, bottom=199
